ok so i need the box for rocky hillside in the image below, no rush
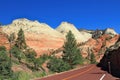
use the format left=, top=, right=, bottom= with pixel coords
left=79, top=34, right=119, bottom=62
left=1, top=18, right=93, bottom=56
left=2, top=18, right=64, bottom=56
left=1, top=18, right=119, bottom=59
left=98, top=36, right=120, bottom=78
left=56, top=22, right=92, bottom=42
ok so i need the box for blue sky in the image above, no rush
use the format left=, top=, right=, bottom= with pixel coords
left=0, top=0, right=120, bottom=33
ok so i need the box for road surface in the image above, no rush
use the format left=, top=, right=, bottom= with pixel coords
left=35, top=65, right=118, bottom=80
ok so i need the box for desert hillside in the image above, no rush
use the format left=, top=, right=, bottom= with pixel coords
left=2, top=18, right=64, bottom=55
left=1, top=18, right=119, bottom=59
left=1, top=18, right=93, bottom=56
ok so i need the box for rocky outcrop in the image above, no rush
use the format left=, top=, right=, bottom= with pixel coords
left=79, top=34, right=119, bottom=62
left=56, top=22, right=92, bottom=42
left=98, top=36, right=120, bottom=78
left=104, top=28, right=118, bottom=37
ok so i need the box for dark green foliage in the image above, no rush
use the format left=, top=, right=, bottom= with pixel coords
left=90, top=52, right=96, bottom=64
left=0, top=46, right=13, bottom=79
left=47, top=57, right=71, bottom=73
left=25, top=51, right=51, bottom=70
left=63, top=31, right=83, bottom=67
left=10, top=46, right=25, bottom=62
left=25, top=49, right=38, bottom=70
left=0, top=46, right=6, bottom=51
left=8, top=33, right=15, bottom=43
left=33, top=54, right=51, bottom=70
left=16, top=28, right=27, bottom=49
left=25, top=49, right=37, bottom=63
left=39, top=54, right=52, bottom=63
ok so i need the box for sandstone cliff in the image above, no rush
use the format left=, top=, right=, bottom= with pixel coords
left=2, top=18, right=64, bottom=56
left=79, top=34, right=119, bottom=62
left=56, top=22, right=92, bottom=42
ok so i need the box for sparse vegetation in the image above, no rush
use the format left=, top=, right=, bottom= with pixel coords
left=90, top=52, right=96, bottom=64
left=0, top=29, right=98, bottom=80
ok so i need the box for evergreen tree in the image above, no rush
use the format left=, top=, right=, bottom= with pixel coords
left=16, top=28, right=26, bottom=49
left=63, top=31, right=83, bottom=67
left=10, top=46, right=25, bottom=62
left=90, top=52, right=96, bottom=64
left=8, top=33, right=15, bottom=44
left=0, top=46, right=12, bottom=79
left=7, top=33, right=15, bottom=64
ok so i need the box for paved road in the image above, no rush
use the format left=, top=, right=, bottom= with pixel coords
left=35, top=65, right=118, bottom=80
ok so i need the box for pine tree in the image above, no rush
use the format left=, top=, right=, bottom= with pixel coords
left=0, top=46, right=13, bottom=79
left=7, top=33, right=15, bottom=64
left=16, top=28, right=26, bottom=49
left=63, top=31, right=83, bottom=67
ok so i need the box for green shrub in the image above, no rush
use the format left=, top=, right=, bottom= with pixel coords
left=33, top=71, right=46, bottom=78
left=9, top=71, right=31, bottom=80
left=47, top=57, right=71, bottom=73
left=0, top=46, right=6, bottom=51
left=25, top=49, right=37, bottom=63
left=33, top=54, right=51, bottom=70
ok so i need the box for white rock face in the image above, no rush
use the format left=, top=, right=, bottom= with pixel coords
left=56, top=22, right=92, bottom=42
left=2, top=19, right=92, bottom=42
left=2, top=18, right=63, bottom=38
left=105, top=28, right=118, bottom=36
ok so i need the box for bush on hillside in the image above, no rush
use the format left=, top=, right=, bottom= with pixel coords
left=47, top=57, right=71, bottom=73
left=10, top=46, right=25, bottom=62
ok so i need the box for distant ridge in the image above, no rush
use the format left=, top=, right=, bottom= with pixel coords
left=2, top=18, right=63, bottom=38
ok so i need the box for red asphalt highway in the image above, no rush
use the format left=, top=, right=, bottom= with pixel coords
left=35, top=65, right=118, bottom=80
